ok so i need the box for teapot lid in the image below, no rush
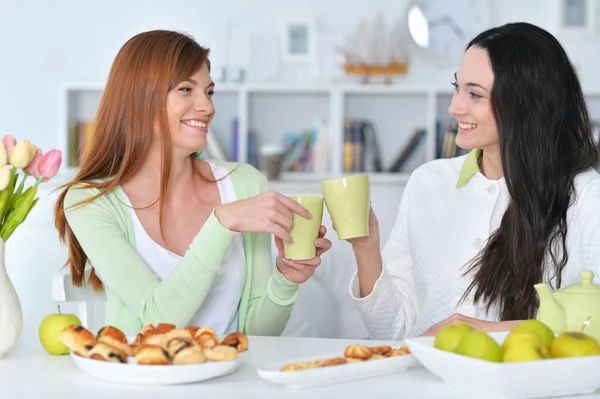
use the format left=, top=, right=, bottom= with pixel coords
left=562, top=270, right=600, bottom=294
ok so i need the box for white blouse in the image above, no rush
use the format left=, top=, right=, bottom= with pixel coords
left=350, top=153, right=600, bottom=340
left=121, top=161, right=247, bottom=334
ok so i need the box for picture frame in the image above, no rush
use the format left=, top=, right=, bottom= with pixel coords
left=559, top=0, right=596, bottom=36
left=281, top=17, right=317, bottom=63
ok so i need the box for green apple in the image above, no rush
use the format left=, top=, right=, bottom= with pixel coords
left=434, top=322, right=475, bottom=353
left=550, top=332, right=600, bottom=358
left=502, top=329, right=546, bottom=352
left=510, top=319, right=555, bottom=348
left=455, top=330, right=503, bottom=362
left=503, top=340, right=550, bottom=362
left=39, top=308, right=82, bottom=355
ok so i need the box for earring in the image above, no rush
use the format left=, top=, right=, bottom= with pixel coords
left=194, top=150, right=203, bottom=159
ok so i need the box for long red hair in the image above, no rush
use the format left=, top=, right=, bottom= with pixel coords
left=54, top=30, right=211, bottom=291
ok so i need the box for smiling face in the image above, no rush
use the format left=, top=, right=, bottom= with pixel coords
left=164, top=62, right=215, bottom=155
left=448, top=46, right=498, bottom=153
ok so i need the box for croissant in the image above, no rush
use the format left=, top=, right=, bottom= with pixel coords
left=96, top=325, right=127, bottom=344
left=203, top=345, right=238, bottom=361
left=98, top=335, right=134, bottom=357
left=163, top=328, right=193, bottom=342
left=88, top=342, right=127, bottom=363
left=135, top=344, right=170, bottom=365
left=185, top=325, right=200, bottom=337
left=171, top=343, right=206, bottom=365
left=194, top=327, right=219, bottom=349
left=221, top=332, right=249, bottom=353
left=155, top=323, right=176, bottom=334
left=165, top=338, right=195, bottom=359
left=60, top=325, right=97, bottom=357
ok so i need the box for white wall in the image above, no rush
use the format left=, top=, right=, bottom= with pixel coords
left=3, top=0, right=600, bottom=351
left=3, top=0, right=600, bottom=151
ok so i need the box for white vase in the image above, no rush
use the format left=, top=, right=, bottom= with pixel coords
left=0, top=238, right=22, bottom=358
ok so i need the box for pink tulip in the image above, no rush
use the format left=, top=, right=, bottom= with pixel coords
left=2, top=135, right=16, bottom=160
left=24, top=149, right=42, bottom=178
left=37, top=149, right=62, bottom=182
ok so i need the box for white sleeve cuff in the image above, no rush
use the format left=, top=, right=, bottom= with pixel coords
left=348, top=267, right=386, bottom=302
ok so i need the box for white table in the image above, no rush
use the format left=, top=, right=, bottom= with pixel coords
left=2, top=335, right=600, bottom=399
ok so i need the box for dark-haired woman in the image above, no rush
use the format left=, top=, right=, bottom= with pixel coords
left=346, top=22, right=600, bottom=339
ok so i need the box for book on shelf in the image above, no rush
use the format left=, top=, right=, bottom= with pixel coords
left=231, top=118, right=239, bottom=162
left=280, top=119, right=331, bottom=173
left=436, top=121, right=467, bottom=159
left=343, top=118, right=428, bottom=174
left=343, top=119, right=384, bottom=173
left=388, top=128, right=426, bottom=173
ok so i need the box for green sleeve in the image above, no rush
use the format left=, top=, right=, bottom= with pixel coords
left=63, top=186, right=237, bottom=327
left=242, top=174, right=301, bottom=335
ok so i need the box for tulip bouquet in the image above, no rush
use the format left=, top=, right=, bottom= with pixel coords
left=0, top=134, right=62, bottom=242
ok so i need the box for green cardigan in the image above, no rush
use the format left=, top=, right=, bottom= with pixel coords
left=63, top=161, right=300, bottom=336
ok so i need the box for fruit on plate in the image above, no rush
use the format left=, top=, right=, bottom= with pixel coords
left=509, top=319, right=555, bottom=348
left=434, top=322, right=475, bottom=353
left=39, top=306, right=82, bottom=355
left=501, top=329, right=546, bottom=352
left=455, top=330, right=503, bottom=362
left=550, top=332, right=600, bottom=358
left=503, top=340, right=551, bottom=362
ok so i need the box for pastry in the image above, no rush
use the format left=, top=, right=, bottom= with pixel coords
left=96, top=325, right=127, bottom=344
left=88, top=342, right=127, bottom=363
left=164, top=328, right=193, bottom=342
left=221, top=332, right=248, bottom=352
left=203, top=345, right=238, bottom=361
left=98, top=335, right=134, bottom=357
left=195, top=326, right=217, bottom=338
left=280, top=361, right=318, bottom=372
left=194, top=327, right=219, bottom=349
left=134, top=324, right=156, bottom=345
left=344, top=344, right=373, bottom=360
left=369, top=345, right=392, bottom=356
left=140, top=324, right=155, bottom=335
left=344, top=357, right=364, bottom=363
left=390, top=346, right=411, bottom=356
left=132, top=333, right=143, bottom=346
left=141, top=333, right=167, bottom=349
left=314, top=357, right=347, bottom=367
left=185, top=325, right=200, bottom=337
left=135, top=344, right=170, bottom=365
left=165, top=338, right=196, bottom=359
left=155, top=323, right=176, bottom=334
left=60, top=325, right=97, bottom=357
left=172, top=344, right=206, bottom=365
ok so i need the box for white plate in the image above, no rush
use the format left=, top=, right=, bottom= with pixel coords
left=71, top=352, right=244, bottom=385
left=256, top=350, right=417, bottom=388
left=406, top=331, right=600, bottom=399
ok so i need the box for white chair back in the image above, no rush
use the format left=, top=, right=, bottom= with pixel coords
left=52, top=267, right=106, bottom=330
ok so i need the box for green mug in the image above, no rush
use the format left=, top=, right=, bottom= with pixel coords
left=283, top=196, right=324, bottom=260
left=321, top=174, right=370, bottom=240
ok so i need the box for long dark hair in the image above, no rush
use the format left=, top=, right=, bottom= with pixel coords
left=460, top=22, right=598, bottom=320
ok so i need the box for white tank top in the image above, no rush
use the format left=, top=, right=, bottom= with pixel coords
left=120, top=162, right=247, bottom=334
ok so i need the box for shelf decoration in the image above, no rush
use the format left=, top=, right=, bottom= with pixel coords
left=337, top=12, right=412, bottom=83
